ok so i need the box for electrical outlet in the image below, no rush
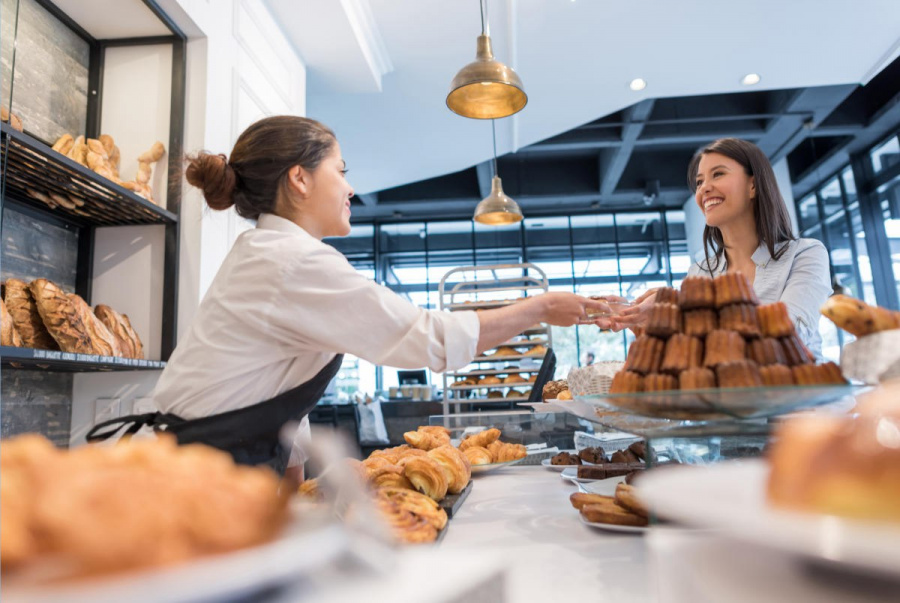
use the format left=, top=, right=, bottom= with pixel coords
left=133, top=397, right=156, bottom=415
left=94, top=398, right=121, bottom=424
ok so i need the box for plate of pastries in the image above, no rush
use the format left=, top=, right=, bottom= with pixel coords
left=0, top=434, right=344, bottom=602
left=457, top=428, right=528, bottom=473
left=569, top=483, right=649, bottom=532
left=637, top=383, right=900, bottom=577
left=593, top=273, right=858, bottom=420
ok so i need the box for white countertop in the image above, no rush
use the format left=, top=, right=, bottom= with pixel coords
left=441, top=465, right=652, bottom=603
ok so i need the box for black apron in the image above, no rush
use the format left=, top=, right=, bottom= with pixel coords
left=86, top=354, right=344, bottom=475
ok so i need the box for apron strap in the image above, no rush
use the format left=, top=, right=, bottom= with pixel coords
left=86, top=412, right=186, bottom=443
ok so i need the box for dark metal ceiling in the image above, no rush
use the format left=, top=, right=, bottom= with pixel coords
left=350, top=55, right=900, bottom=223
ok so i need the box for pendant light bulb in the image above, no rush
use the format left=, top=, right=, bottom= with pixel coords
left=474, top=176, right=523, bottom=225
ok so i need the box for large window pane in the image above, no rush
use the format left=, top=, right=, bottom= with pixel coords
left=797, top=194, right=820, bottom=232
left=824, top=210, right=855, bottom=297
left=870, top=134, right=900, bottom=175
left=848, top=202, right=876, bottom=304
left=819, top=177, right=843, bottom=218
left=878, top=175, right=900, bottom=304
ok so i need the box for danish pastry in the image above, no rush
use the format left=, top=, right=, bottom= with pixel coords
left=372, top=494, right=437, bottom=544
left=487, top=441, right=527, bottom=463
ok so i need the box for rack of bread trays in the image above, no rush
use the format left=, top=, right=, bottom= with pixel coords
left=439, top=263, right=552, bottom=415
left=523, top=272, right=868, bottom=442
left=296, top=425, right=528, bottom=544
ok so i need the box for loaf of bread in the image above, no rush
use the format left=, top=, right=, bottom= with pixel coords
left=1, top=298, right=24, bottom=347
left=68, top=294, right=121, bottom=357
left=29, top=279, right=94, bottom=354
left=4, top=278, right=59, bottom=350
left=94, top=304, right=144, bottom=359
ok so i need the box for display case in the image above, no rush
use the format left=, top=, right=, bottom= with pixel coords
left=439, top=263, right=551, bottom=415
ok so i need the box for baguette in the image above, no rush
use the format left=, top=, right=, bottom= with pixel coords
left=29, top=279, right=94, bottom=354
left=3, top=278, right=58, bottom=350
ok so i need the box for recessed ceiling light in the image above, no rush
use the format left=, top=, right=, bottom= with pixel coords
left=741, top=73, right=761, bottom=86
left=629, top=78, right=647, bottom=91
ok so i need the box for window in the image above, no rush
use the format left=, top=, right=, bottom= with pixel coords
left=870, top=134, right=900, bottom=175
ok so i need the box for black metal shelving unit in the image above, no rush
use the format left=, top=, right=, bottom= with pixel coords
left=0, top=346, right=166, bottom=372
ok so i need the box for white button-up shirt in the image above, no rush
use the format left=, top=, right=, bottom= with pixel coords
left=687, top=238, right=831, bottom=360
left=153, top=213, right=480, bottom=420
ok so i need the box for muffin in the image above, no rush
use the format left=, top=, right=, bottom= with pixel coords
left=792, top=362, right=847, bottom=385
left=780, top=334, right=815, bottom=366
left=716, top=360, right=763, bottom=388
left=551, top=451, right=581, bottom=465
left=714, top=272, right=759, bottom=308
left=579, top=447, right=607, bottom=464
left=760, top=364, right=795, bottom=387
left=645, top=303, right=681, bottom=338
left=747, top=338, right=787, bottom=366
left=683, top=309, right=718, bottom=337
left=703, top=330, right=746, bottom=367
left=624, top=335, right=665, bottom=375
left=679, top=276, right=716, bottom=310
left=660, top=334, right=703, bottom=374
left=719, top=303, right=762, bottom=338
left=758, top=302, right=795, bottom=337
left=609, top=370, right=644, bottom=394
left=655, top=287, right=679, bottom=305
left=679, top=367, right=717, bottom=390
left=644, top=373, right=678, bottom=392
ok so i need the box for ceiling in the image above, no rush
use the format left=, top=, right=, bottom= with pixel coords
left=264, top=0, right=900, bottom=219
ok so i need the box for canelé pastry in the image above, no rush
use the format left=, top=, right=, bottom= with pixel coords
left=609, top=370, right=644, bottom=394
left=644, top=373, right=678, bottom=392
left=718, top=303, right=761, bottom=338
left=645, top=303, right=681, bottom=338
left=703, top=329, right=746, bottom=367
left=679, top=367, right=716, bottom=390
left=655, top=287, right=679, bottom=305
left=683, top=309, right=718, bottom=337
left=792, top=362, right=846, bottom=385
left=715, top=360, right=763, bottom=388
left=679, top=276, right=716, bottom=310
left=758, top=302, right=795, bottom=337
left=747, top=338, right=787, bottom=366
left=760, top=364, right=795, bottom=387
left=660, top=334, right=703, bottom=374
left=780, top=334, right=815, bottom=366
left=623, top=335, right=665, bottom=375
left=713, top=272, right=759, bottom=308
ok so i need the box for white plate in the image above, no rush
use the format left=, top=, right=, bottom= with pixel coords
left=637, top=460, right=900, bottom=578
left=578, top=513, right=648, bottom=534
left=578, top=475, right=627, bottom=496
left=470, top=458, right=523, bottom=474
left=541, top=457, right=581, bottom=471
left=3, top=511, right=347, bottom=603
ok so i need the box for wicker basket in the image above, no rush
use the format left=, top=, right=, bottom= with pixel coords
left=567, top=361, right=625, bottom=396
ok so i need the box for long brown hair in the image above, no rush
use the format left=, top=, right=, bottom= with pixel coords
left=185, top=116, right=336, bottom=220
left=687, top=138, right=795, bottom=273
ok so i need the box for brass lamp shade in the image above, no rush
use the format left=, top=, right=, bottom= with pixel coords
left=473, top=176, right=523, bottom=225
left=447, top=35, right=527, bottom=119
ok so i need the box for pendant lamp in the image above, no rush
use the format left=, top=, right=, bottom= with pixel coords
left=447, top=0, right=527, bottom=120
left=473, top=121, right=523, bottom=225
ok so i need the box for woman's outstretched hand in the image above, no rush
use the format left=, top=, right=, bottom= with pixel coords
left=595, top=288, right=659, bottom=333
left=538, top=292, right=612, bottom=327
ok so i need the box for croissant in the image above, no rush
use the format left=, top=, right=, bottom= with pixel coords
left=404, top=430, right=444, bottom=451
left=459, top=428, right=501, bottom=451
left=368, top=465, right=414, bottom=490
left=416, top=425, right=451, bottom=442
left=401, top=456, right=448, bottom=501
left=372, top=493, right=437, bottom=544
left=427, top=445, right=471, bottom=494
left=362, top=456, right=395, bottom=474
left=1, top=299, right=24, bottom=347
left=378, top=487, right=447, bottom=531
left=488, top=441, right=527, bottom=463
left=394, top=448, right=428, bottom=469
left=368, top=446, right=409, bottom=464
left=462, top=446, right=493, bottom=466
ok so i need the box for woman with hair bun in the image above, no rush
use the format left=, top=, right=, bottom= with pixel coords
left=87, top=115, right=606, bottom=475
left=603, top=138, right=831, bottom=359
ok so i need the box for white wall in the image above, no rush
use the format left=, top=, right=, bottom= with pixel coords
left=70, top=0, right=307, bottom=446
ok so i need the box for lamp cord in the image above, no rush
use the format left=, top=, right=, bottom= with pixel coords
left=480, top=0, right=489, bottom=36
left=492, top=119, right=498, bottom=177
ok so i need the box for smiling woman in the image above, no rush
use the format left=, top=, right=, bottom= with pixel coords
left=606, top=138, right=832, bottom=359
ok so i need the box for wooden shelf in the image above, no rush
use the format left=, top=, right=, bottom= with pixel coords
left=0, top=123, right=177, bottom=226
left=1, top=346, right=166, bottom=372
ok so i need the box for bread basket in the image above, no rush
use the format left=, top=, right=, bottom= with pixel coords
left=567, top=361, right=625, bottom=396
left=840, top=329, right=900, bottom=384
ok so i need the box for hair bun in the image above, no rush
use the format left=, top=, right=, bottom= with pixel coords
left=185, top=152, right=237, bottom=210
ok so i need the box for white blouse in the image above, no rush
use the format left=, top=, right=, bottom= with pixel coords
left=153, top=213, right=480, bottom=419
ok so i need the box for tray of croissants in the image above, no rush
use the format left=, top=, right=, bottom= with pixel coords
left=1, top=277, right=145, bottom=359
left=576, top=272, right=863, bottom=421
left=296, top=426, right=527, bottom=545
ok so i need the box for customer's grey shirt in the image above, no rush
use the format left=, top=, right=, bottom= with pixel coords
left=687, top=239, right=831, bottom=360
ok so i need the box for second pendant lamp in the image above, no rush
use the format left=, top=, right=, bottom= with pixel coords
left=473, top=120, right=523, bottom=225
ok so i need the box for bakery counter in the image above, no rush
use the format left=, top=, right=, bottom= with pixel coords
left=443, top=465, right=651, bottom=602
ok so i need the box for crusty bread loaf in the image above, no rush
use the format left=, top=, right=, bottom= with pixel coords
left=119, top=313, right=143, bottom=359
left=29, top=279, right=94, bottom=354
left=4, top=278, right=59, bottom=350
left=68, top=294, right=121, bottom=357
left=94, top=304, right=143, bottom=359
left=1, top=298, right=24, bottom=347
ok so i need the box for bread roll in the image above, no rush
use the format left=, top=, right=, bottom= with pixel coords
left=29, top=279, right=93, bottom=354
left=1, top=298, right=24, bottom=347
left=138, top=141, right=166, bottom=163
left=98, top=134, right=115, bottom=155
left=51, top=134, right=74, bottom=154
left=67, top=294, right=121, bottom=357
left=3, top=278, right=58, bottom=350
left=427, top=445, right=471, bottom=494
left=401, top=456, right=448, bottom=501
left=94, top=305, right=143, bottom=359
